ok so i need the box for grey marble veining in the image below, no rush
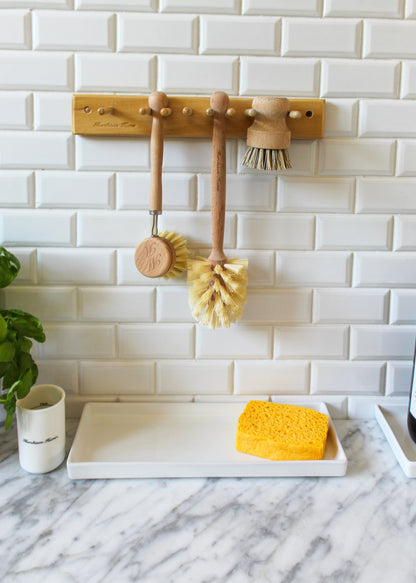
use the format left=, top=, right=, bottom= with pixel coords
left=1, top=419, right=416, bottom=583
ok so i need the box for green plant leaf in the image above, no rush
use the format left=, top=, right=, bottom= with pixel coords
left=4, top=411, right=13, bottom=432
left=1, top=309, right=45, bottom=343
left=0, top=361, right=11, bottom=377
left=19, top=373, right=32, bottom=398
left=16, top=371, right=32, bottom=399
left=0, top=248, right=20, bottom=289
left=6, top=328, right=17, bottom=344
left=0, top=341, right=15, bottom=363
left=32, top=362, right=39, bottom=385
left=3, top=362, right=19, bottom=389
left=3, top=396, right=16, bottom=432
left=18, top=351, right=35, bottom=371
left=8, top=380, right=21, bottom=399
left=0, top=248, right=43, bottom=431
left=17, top=336, right=33, bottom=353
left=0, top=315, right=7, bottom=342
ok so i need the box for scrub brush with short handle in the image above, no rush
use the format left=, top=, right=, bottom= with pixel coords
left=187, top=91, right=248, bottom=329
left=134, top=91, right=188, bottom=279
left=241, top=96, right=292, bottom=171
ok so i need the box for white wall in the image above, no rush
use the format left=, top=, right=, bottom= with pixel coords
left=1, top=0, right=416, bottom=414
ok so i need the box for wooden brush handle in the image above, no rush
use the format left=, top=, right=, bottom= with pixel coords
left=247, top=96, right=291, bottom=150
left=148, top=91, right=169, bottom=213
left=208, top=91, right=229, bottom=266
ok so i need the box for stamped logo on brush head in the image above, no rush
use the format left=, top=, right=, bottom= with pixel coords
left=134, top=237, right=175, bottom=278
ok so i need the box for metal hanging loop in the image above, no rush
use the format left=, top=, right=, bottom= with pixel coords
left=151, top=212, right=159, bottom=237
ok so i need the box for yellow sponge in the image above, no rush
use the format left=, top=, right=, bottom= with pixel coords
left=235, top=401, right=329, bottom=461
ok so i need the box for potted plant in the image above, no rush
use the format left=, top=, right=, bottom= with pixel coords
left=0, top=247, right=45, bottom=431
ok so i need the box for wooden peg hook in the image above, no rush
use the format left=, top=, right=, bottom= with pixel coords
left=97, top=106, right=114, bottom=115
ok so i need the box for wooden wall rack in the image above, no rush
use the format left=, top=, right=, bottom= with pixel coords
left=72, top=95, right=325, bottom=140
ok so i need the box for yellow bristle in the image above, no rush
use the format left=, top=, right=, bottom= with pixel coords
left=200, top=300, right=217, bottom=328
left=158, top=230, right=189, bottom=280
left=214, top=293, right=231, bottom=327
left=187, top=257, right=248, bottom=329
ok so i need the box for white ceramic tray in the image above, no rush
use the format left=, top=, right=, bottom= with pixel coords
left=67, top=401, right=348, bottom=479
left=375, top=404, right=416, bottom=478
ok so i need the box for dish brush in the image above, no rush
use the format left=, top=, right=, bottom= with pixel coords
left=187, top=92, right=248, bottom=329
left=241, top=96, right=293, bottom=171
left=134, top=91, right=188, bottom=279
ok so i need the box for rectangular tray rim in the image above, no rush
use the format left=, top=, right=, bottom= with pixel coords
left=67, top=401, right=348, bottom=479
left=375, top=403, right=416, bottom=478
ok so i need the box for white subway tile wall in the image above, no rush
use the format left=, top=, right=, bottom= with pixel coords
left=363, top=20, right=416, bottom=59
left=386, top=362, right=413, bottom=396
left=33, top=92, right=72, bottom=130
left=0, top=132, right=73, bottom=168
left=200, top=15, right=279, bottom=56
left=321, top=60, right=400, bottom=98
left=237, top=214, right=315, bottom=249
left=359, top=100, right=416, bottom=138
left=0, top=10, right=31, bottom=49
left=0, top=171, right=34, bottom=206
left=243, top=1, right=321, bottom=17
left=0, top=92, right=32, bottom=129
left=74, top=53, right=155, bottom=92
left=1, top=4, right=416, bottom=407
left=80, top=361, right=155, bottom=394
left=117, top=13, right=197, bottom=53
left=33, top=10, right=115, bottom=51
left=281, top=18, right=361, bottom=58
left=324, top=99, right=358, bottom=137
left=401, top=61, right=416, bottom=98
left=324, top=0, right=403, bottom=18
left=0, top=52, right=73, bottom=90
left=159, top=55, right=238, bottom=94
left=240, top=57, right=320, bottom=96
left=161, top=0, right=238, bottom=13
left=117, top=172, right=195, bottom=210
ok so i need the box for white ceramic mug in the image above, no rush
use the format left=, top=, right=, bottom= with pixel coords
left=16, top=384, right=66, bottom=474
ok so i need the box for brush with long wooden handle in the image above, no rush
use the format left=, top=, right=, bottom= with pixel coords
left=187, top=91, right=248, bottom=329
left=134, top=91, right=188, bottom=279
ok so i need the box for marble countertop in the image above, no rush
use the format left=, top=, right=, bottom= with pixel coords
left=1, top=418, right=416, bottom=583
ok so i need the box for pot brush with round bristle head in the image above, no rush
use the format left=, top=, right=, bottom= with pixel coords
left=134, top=91, right=189, bottom=280
left=241, top=96, right=293, bottom=172
left=187, top=91, right=248, bottom=329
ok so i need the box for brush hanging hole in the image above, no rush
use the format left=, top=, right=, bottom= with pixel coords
left=305, top=110, right=314, bottom=118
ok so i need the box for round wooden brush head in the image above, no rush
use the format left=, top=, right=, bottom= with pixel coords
left=134, top=235, right=176, bottom=278
left=246, top=97, right=291, bottom=150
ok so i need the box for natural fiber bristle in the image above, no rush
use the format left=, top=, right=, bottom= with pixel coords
left=187, top=257, right=248, bottom=329
left=158, top=230, right=189, bottom=279
left=241, top=147, right=292, bottom=171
